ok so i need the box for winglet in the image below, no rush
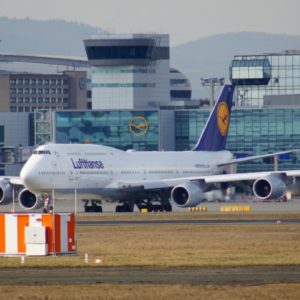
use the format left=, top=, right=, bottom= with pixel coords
left=193, top=84, right=234, bottom=151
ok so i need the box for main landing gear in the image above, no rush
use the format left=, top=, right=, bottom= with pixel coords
left=136, top=194, right=172, bottom=212
left=115, top=202, right=134, bottom=213
left=83, top=199, right=103, bottom=212
left=137, top=203, right=172, bottom=212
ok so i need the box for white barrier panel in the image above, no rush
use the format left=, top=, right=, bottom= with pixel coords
left=0, top=213, right=76, bottom=256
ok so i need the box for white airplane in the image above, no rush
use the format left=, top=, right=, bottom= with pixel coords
left=0, top=84, right=298, bottom=212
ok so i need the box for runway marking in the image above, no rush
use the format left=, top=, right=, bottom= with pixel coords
left=77, top=219, right=300, bottom=226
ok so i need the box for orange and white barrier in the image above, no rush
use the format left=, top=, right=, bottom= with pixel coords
left=0, top=213, right=76, bottom=256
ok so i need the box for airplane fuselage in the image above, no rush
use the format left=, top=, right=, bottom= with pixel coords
left=20, top=143, right=233, bottom=201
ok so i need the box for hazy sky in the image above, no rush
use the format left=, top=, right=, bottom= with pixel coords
left=1, top=0, right=300, bottom=45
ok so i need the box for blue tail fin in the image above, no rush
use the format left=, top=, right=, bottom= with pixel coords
left=193, top=84, right=234, bottom=151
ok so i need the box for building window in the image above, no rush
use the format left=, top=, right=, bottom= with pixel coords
left=31, top=97, right=37, bottom=103
left=10, top=88, right=16, bottom=94
left=31, top=88, right=36, bottom=94
left=51, top=79, right=56, bottom=85
left=86, top=45, right=158, bottom=60
left=57, top=98, right=62, bottom=103
left=25, top=97, right=30, bottom=103
left=10, top=79, right=16, bottom=84
left=170, top=79, right=187, bottom=85
left=63, top=98, right=68, bottom=103
left=10, top=97, right=16, bottom=103
left=17, top=88, right=23, bottom=94
left=63, top=79, right=68, bottom=85
left=31, top=79, right=36, bottom=85
left=38, top=97, right=43, bottom=103
left=45, top=98, right=50, bottom=103
left=51, top=98, right=56, bottom=103
left=10, top=106, right=16, bottom=112
left=24, top=79, right=30, bottom=85
left=18, top=97, right=23, bottom=103
left=25, top=107, right=30, bottom=112
left=51, top=88, right=56, bottom=94
left=37, top=79, right=43, bottom=85
left=25, top=88, right=30, bottom=94
left=44, top=79, right=49, bottom=85
left=18, top=107, right=24, bottom=112
left=17, top=79, right=23, bottom=85
left=57, top=79, right=62, bottom=85
left=44, top=88, right=50, bottom=94
left=63, top=89, right=68, bottom=94
left=57, top=88, right=62, bottom=94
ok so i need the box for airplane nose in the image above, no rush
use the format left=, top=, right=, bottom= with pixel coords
left=20, top=164, right=36, bottom=189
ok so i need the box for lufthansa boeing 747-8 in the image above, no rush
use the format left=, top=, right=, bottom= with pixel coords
left=0, top=84, right=299, bottom=212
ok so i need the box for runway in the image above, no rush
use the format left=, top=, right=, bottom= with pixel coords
left=1, top=266, right=300, bottom=285
left=77, top=218, right=300, bottom=226
left=2, top=199, right=300, bottom=213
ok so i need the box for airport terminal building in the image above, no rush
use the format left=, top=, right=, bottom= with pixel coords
left=51, top=106, right=300, bottom=172
left=2, top=42, right=300, bottom=174
left=230, top=50, right=300, bottom=107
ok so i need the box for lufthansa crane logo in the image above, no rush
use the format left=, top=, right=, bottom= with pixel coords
left=129, top=116, right=149, bottom=136
left=217, top=102, right=230, bottom=136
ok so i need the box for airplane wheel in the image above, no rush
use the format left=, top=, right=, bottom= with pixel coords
left=163, top=204, right=172, bottom=212
left=116, top=204, right=133, bottom=213
left=116, top=205, right=124, bottom=212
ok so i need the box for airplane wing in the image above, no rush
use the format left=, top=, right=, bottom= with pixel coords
left=5, top=177, right=23, bottom=185
left=115, top=170, right=299, bottom=190
left=114, top=150, right=300, bottom=190
left=217, top=150, right=298, bottom=166
left=114, top=169, right=300, bottom=206
left=0, top=176, right=24, bottom=206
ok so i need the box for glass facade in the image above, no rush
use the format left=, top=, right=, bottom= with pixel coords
left=230, top=51, right=300, bottom=106
left=86, top=46, right=169, bottom=61
left=230, top=59, right=271, bottom=85
left=55, top=110, right=159, bottom=151
left=175, top=108, right=300, bottom=172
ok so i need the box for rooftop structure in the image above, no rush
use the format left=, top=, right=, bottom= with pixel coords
left=84, top=33, right=171, bottom=110
left=230, top=50, right=300, bottom=107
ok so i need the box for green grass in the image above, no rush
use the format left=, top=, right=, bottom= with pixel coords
left=1, top=283, right=300, bottom=300
left=1, top=215, right=300, bottom=299
left=1, top=222, right=300, bottom=268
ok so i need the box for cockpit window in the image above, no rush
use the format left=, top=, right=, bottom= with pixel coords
left=33, top=150, right=51, bottom=155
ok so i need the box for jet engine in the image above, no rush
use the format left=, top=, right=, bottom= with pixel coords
left=171, top=181, right=205, bottom=207
left=18, top=188, right=43, bottom=210
left=0, top=179, right=13, bottom=204
left=253, top=174, right=286, bottom=200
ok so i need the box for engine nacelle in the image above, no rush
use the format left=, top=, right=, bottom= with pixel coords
left=253, top=174, right=286, bottom=200
left=0, top=179, right=13, bottom=204
left=171, top=181, right=205, bottom=207
left=18, top=188, right=43, bottom=210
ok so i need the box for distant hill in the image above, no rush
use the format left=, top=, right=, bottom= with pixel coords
left=2, top=17, right=300, bottom=97
left=171, top=32, right=300, bottom=97
left=0, top=16, right=103, bottom=57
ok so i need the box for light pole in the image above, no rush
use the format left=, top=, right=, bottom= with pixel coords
left=201, top=77, right=225, bottom=111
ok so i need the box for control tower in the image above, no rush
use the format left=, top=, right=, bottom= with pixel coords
left=84, top=34, right=171, bottom=109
